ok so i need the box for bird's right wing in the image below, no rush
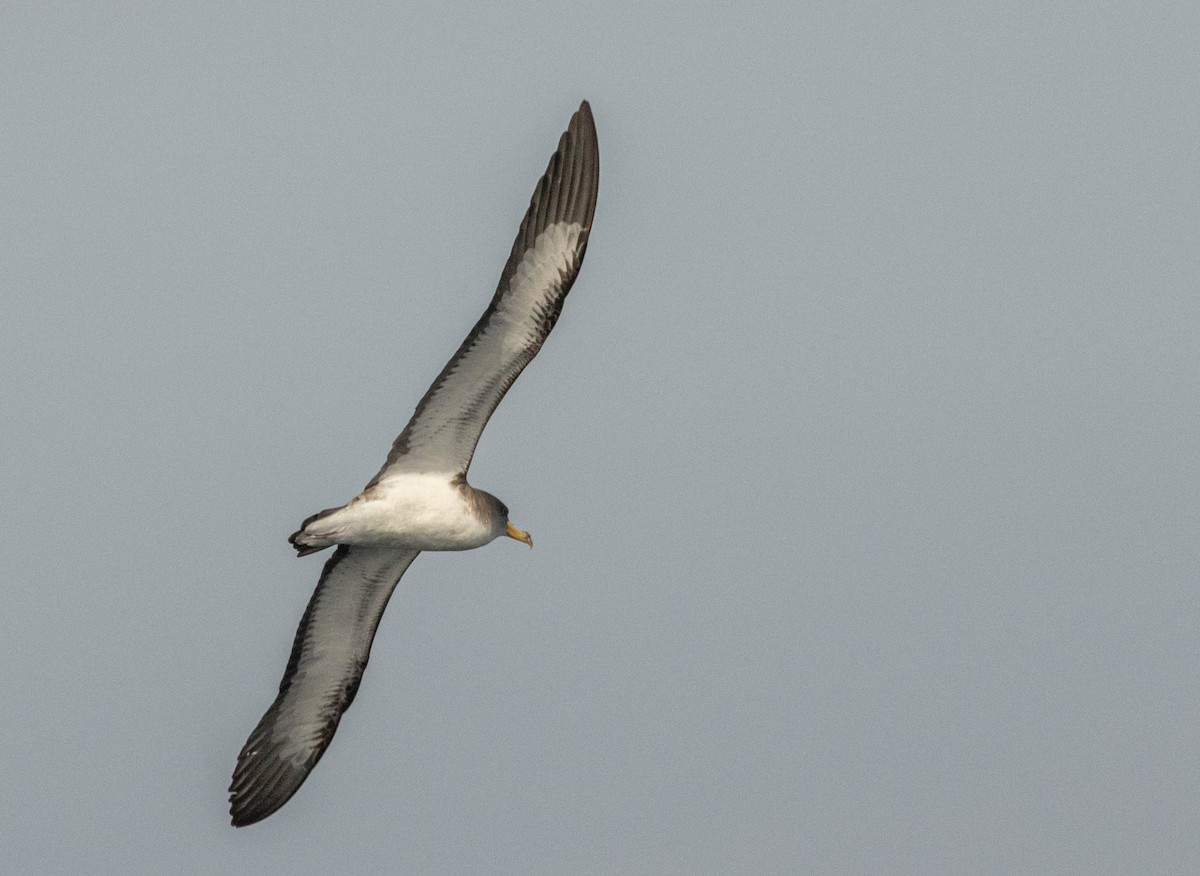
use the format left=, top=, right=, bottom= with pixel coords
left=366, top=101, right=599, bottom=484
left=229, top=545, right=419, bottom=826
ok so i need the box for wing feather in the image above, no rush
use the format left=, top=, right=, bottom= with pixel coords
left=367, top=101, right=599, bottom=483
left=229, top=546, right=419, bottom=827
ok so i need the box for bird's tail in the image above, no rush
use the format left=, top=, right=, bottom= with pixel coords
left=287, top=505, right=344, bottom=556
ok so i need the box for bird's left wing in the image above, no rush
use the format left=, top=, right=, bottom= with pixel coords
left=367, top=101, right=599, bottom=484
left=229, top=545, right=419, bottom=826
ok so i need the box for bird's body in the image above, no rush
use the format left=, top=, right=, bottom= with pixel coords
left=229, top=101, right=599, bottom=827
left=289, top=474, right=509, bottom=555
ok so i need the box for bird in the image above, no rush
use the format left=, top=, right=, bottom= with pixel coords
left=229, top=102, right=599, bottom=827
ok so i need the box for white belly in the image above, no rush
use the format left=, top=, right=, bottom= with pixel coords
left=310, top=474, right=497, bottom=551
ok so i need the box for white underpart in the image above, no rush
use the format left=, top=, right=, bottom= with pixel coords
left=307, top=474, right=497, bottom=551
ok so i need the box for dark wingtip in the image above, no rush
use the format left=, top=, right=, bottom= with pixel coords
left=498, top=99, right=600, bottom=280
left=229, top=785, right=295, bottom=827
left=229, top=806, right=260, bottom=828
left=228, top=714, right=318, bottom=827
left=228, top=793, right=288, bottom=828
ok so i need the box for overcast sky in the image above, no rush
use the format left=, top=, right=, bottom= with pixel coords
left=3, top=4, right=1199, bottom=874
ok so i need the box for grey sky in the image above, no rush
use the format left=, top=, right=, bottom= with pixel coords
left=3, top=3, right=1198, bottom=873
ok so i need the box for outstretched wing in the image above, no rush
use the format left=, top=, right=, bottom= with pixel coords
left=229, top=546, right=419, bottom=826
left=368, top=101, right=599, bottom=484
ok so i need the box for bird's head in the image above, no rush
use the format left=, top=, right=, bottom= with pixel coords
left=479, top=490, right=533, bottom=548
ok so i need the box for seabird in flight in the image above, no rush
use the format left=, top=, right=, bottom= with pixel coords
left=229, top=102, right=599, bottom=827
